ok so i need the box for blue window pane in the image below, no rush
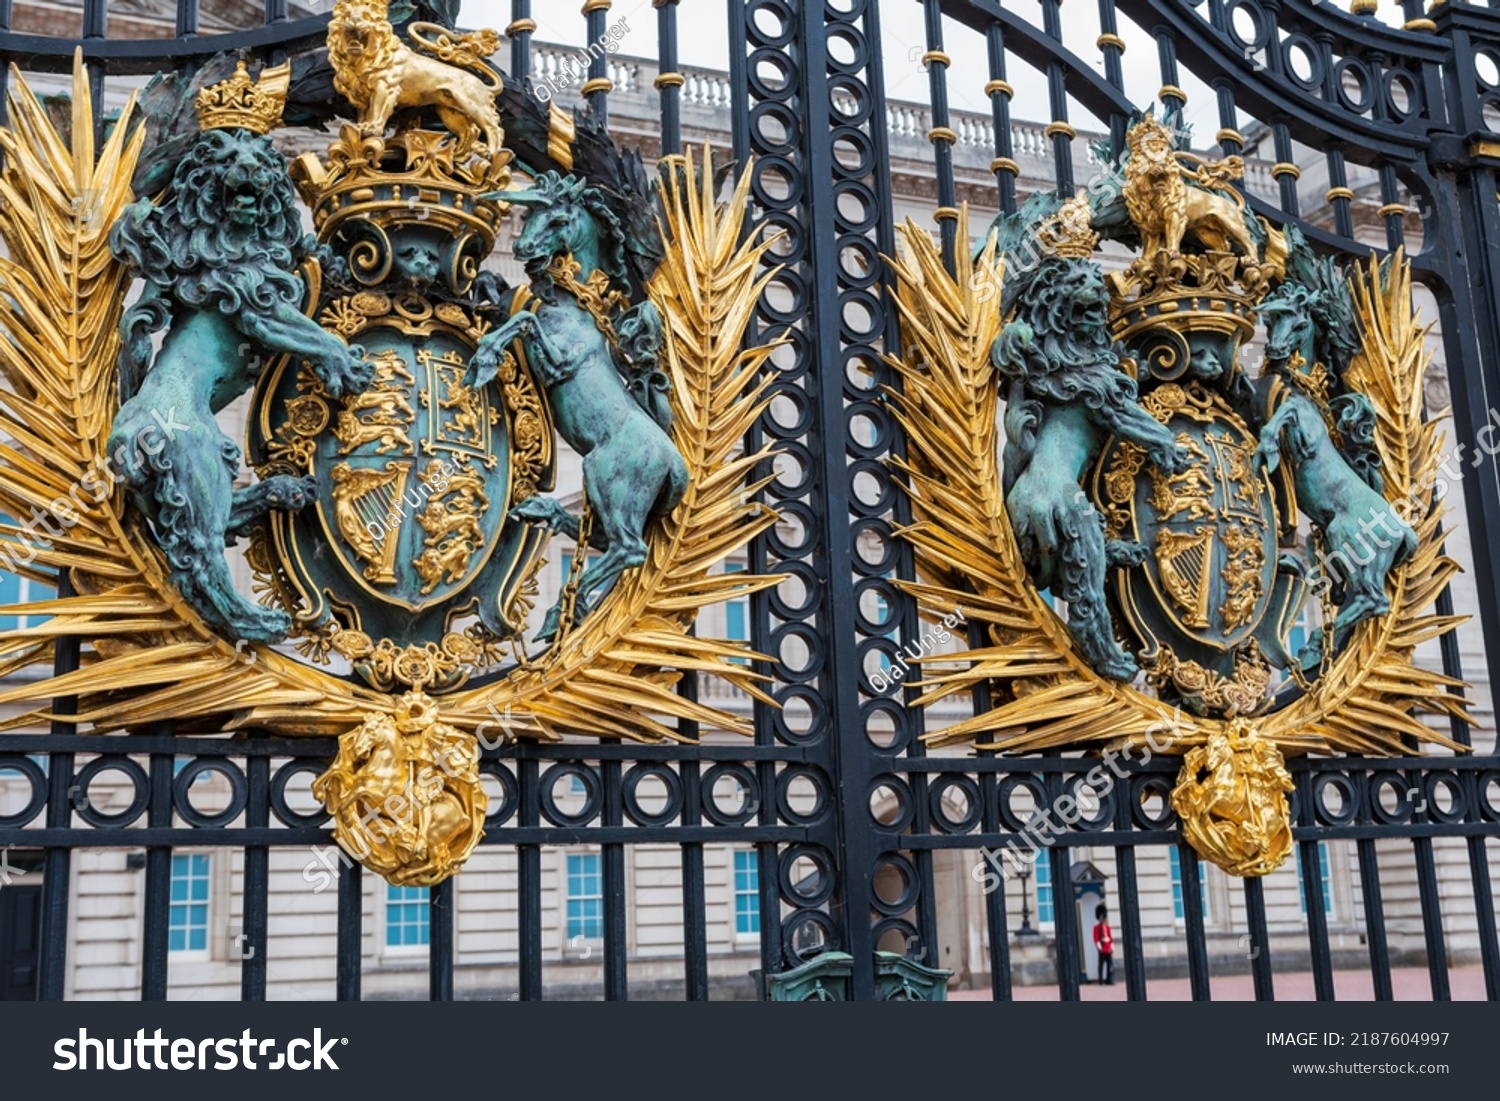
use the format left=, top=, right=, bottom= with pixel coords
left=1297, top=842, right=1334, bottom=917
left=1035, top=860, right=1053, bottom=925
left=733, top=851, right=760, bottom=935
left=386, top=885, right=430, bottom=947
left=168, top=854, right=210, bottom=953
left=0, top=521, right=54, bottom=630
left=1169, top=848, right=1209, bottom=920
left=566, top=900, right=603, bottom=939
left=725, top=563, right=747, bottom=641
left=724, top=564, right=749, bottom=673
left=1169, top=847, right=1184, bottom=919
left=567, top=854, right=604, bottom=939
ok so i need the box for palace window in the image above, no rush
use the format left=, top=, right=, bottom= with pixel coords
left=168, top=854, right=210, bottom=953
left=733, top=850, right=760, bottom=936
left=1298, top=841, right=1335, bottom=918
left=386, top=885, right=430, bottom=948
left=0, top=537, right=51, bottom=630
left=566, top=853, right=604, bottom=940
left=1035, top=858, right=1054, bottom=926
left=1170, top=847, right=1210, bottom=921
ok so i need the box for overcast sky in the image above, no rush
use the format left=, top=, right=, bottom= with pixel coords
left=465, top=0, right=1406, bottom=153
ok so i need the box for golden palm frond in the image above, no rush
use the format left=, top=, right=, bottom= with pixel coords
left=1257, top=250, right=1471, bottom=752
left=884, top=212, right=1165, bottom=750
left=887, top=213, right=1466, bottom=756
left=437, top=145, right=785, bottom=742
left=0, top=56, right=277, bottom=732
left=0, top=59, right=378, bottom=734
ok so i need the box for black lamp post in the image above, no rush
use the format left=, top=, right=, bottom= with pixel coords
left=1016, top=864, right=1037, bottom=937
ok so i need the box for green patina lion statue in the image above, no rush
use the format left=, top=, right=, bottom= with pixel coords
left=989, top=196, right=1190, bottom=680
left=109, top=126, right=373, bottom=641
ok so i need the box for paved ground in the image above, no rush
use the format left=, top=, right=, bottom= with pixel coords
left=948, top=965, right=1490, bottom=1000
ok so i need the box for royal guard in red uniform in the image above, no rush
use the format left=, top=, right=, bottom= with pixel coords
left=1093, top=904, right=1115, bottom=985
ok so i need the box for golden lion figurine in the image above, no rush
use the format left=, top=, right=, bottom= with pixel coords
left=328, top=0, right=504, bottom=156
left=1123, top=115, right=1258, bottom=265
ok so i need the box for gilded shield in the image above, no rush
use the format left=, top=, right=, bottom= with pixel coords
left=250, top=292, right=552, bottom=683
left=1093, top=381, right=1279, bottom=664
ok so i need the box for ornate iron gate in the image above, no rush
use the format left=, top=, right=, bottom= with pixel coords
left=0, top=0, right=1498, bottom=1001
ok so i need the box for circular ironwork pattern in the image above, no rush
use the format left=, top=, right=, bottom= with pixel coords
left=268, top=761, right=331, bottom=828
left=1334, top=57, right=1377, bottom=115
left=1068, top=773, right=1115, bottom=831
left=1130, top=776, right=1178, bottom=830
left=0, top=754, right=47, bottom=828
left=771, top=685, right=830, bottom=745
left=929, top=774, right=983, bottom=834
left=744, top=0, right=851, bottom=969
left=998, top=774, right=1050, bottom=832
left=621, top=764, right=684, bottom=827
left=781, top=908, right=838, bottom=968
left=71, top=756, right=150, bottom=829
left=1313, top=773, right=1359, bottom=826
left=479, top=761, right=518, bottom=826
left=173, top=758, right=249, bottom=829
left=871, top=853, right=920, bottom=915
left=777, top=766, right=834, bottom=827
left=816, top=0, right=935, bottom=961
left=867, top=776, right=914, bottom=832
left=1188, top=0, right=1432, bottom=132
left=1421, top=771, right=1467, bottom=824
left=1370, top=773, right=1418, bottom=825
left=539, top=764, right=602, bottom=827
left=779, top=845, right=836, bottom=907
left=700, top=763, right=761, bottom=827
left=1480, top=771, right=1500, bottom=822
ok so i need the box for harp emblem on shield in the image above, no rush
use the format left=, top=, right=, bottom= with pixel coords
left=1154, top=526, right=1214, bottom=630
left=331, top=460, right=410, bottom=585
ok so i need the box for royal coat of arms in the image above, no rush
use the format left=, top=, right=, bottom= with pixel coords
left=0, top=5, right=781, bottom=885
left=888, top=113, right=1471, bottom=876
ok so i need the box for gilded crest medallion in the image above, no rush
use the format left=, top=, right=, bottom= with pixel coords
left=887, top=111, right=1472, bottom=877
left=0, top=6, right=783, bottom=887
